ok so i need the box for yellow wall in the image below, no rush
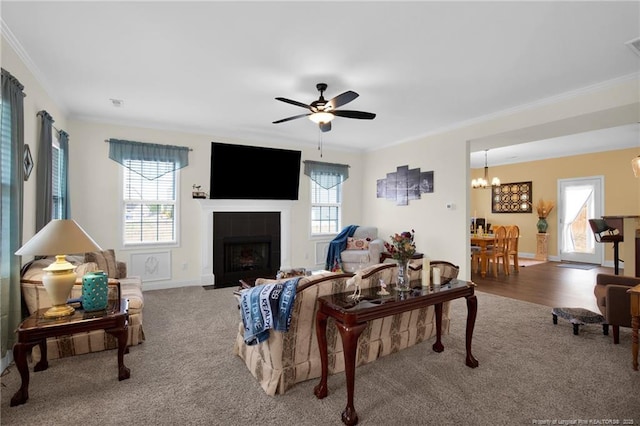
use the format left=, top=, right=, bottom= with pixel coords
left=471, top=147, right=640, bottom=262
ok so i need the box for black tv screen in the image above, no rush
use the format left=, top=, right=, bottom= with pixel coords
left=210, top=142, right=301, bottom=200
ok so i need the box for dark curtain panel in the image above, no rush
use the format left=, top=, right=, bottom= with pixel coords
left=58, top=130, right=70, bottom=218
left=35, top=110, right=53, bottom=232
left=0, top=68, right=26, bottom=357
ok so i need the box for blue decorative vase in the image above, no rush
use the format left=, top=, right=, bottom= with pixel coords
left=82, top=271, right=108, bottom=312
left=536, top=217, right=548, bottom=233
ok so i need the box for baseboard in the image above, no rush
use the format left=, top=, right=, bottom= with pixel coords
left=142, top=279, right=202, bottom=292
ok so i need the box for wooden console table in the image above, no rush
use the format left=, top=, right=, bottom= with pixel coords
left=10, top=299, right=130, bottom=406
left=313, top=280, right=478, bottom=425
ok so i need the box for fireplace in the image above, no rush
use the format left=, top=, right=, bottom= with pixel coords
left=197, top=199, right=293, bottom=287
left=212, top=211, right=281, bottom=288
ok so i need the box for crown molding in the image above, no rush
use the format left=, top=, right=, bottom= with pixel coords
left=1, top=18, right=67, bottom=113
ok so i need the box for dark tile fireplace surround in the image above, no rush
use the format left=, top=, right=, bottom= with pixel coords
left=213, top=212, right=281, bottom=288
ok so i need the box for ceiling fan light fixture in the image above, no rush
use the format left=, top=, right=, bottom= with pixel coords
left=309, top=112, right=335, bottom=124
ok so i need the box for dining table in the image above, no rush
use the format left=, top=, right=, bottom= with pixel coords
left=470, top=234, right=495, bottom=277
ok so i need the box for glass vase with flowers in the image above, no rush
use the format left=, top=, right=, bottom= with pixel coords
left=384, top=230, right=416, bottom=291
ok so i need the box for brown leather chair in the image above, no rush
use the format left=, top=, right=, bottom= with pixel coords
left=594, top=273, right=640, bottom=343
left=589, top=219, right=623, bottom=275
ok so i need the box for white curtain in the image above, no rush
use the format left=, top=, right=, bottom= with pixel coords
left=561, top=186, right=593, bottom=253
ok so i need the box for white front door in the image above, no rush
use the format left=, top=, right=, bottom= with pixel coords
left=558, top=176, right=604, bottom=264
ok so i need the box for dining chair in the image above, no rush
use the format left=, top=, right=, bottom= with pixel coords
left=486, top=226, right=509, bottom=277
left=506, top=225, right=520, bottom=273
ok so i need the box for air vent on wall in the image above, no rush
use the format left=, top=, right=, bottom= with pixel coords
left=625, top=37, right=640, bottom=57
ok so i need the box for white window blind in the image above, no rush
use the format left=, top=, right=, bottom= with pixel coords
left=51, top=134, right=63, bottom=219
left=310, top=179, right=341, bottom=235
left=123, top=159, right=177, bottom=244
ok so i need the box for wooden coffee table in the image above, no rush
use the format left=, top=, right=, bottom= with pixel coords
left=10, top=298, right=130, bottom=406
left=313, top=280, right=478, bottom=425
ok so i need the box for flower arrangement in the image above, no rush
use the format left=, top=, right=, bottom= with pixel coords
left=384, top=230, right=416, bottom=262
left=535, top=199, right=555, bottom=219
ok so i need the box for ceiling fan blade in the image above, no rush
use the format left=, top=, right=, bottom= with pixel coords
left=320, top=121, right=332, bottom=132
left=333, top=110, right=376, bottom=120
left=326, top=91, right=358, bottom=110
left=272, top=113, right=311, bottom=124
left=275, top=97, right=311, bottom=109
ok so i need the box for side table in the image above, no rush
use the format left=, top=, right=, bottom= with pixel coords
left=10, top=298, right=130, bottom=407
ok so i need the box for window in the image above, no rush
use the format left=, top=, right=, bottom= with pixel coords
left=310, top=179, right=341, bottom=235
left=51, top=134, right=63, bottom=219
left=123, top=160, right=177, bottom=245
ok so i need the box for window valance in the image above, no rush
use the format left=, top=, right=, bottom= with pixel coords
left=303, top=160, right=350, bottom=189
left=108, top=138, right=190, bottom=180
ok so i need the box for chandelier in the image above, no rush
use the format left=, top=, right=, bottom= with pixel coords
left=471, top=150, right=500, bottom=189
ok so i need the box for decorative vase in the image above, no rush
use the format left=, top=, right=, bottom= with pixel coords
left=536, top=217, right=548, bottom=233
left=396, top=259, right=411, bottom=292
left=82, top=271, right=108, bottom=312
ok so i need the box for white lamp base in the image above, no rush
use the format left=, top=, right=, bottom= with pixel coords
left=42, top=255, right=77, bottom=318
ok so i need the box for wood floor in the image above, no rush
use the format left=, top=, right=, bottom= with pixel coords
left=470, top=259, right=614, bottom=313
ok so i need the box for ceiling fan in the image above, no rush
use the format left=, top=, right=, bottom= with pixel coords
left=273, top=83, right=376, bottom=132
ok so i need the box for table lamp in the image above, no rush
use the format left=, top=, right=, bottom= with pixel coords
left=15, top=219, right=102, bottom=318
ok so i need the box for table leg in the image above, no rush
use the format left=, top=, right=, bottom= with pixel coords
left=480, top=249, right=488, bottom=278
left=465, top=294, right=479, bottom=368
left=335, top=321, right=368, bottom=426
left=632, top=314, right=639, bottom=371
left=33, top=339, right=48, bottom=372
left=10, top=343, right=32, bottom=406
left=314, top=310, right=329, bottom=399
left=432, top=303, right=444, bottom=353
left=106, top=327, right=130, bottom=381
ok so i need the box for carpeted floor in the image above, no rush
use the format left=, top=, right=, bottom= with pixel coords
left=1, top=285, right=639, bottom=425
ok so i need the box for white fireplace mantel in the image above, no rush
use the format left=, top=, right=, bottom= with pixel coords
left=197, top=199, right=294, bottom=285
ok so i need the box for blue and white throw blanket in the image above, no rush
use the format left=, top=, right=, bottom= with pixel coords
left=239, top=277, right=301, bottom=346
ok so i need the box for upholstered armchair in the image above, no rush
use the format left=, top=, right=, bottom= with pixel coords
left=340, top=226, right=384, bottom=273
left=594, top=273, right=640, bottom=343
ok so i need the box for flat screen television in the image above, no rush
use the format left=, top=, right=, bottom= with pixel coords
left=209, top=142, right=302, bottom=200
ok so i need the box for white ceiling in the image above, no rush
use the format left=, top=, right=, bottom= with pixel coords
left=2, top=1, right=639, bottom=167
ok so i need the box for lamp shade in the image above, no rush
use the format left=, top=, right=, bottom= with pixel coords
left=15, top=219, right=102, bottom=256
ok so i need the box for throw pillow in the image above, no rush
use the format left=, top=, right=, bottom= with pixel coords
left=346, top=237, right=370, bottom=250
left=85, top=249, right=119, bottom=278
left=75, top=262, right=98, bottom=278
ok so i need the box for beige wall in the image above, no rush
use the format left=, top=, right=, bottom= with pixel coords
left=4, top=32, right=639, bottom=286
left=471, top=147, right=640, bottom=263
left=68, top=120, right=364, bottom=288
left=362, top=77, right=639, bottom=280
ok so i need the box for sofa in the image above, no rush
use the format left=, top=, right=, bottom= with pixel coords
left=20, top=249, right=145, bottom=360
left=233, top=262, right=450, bottom=396
left=340, top=226, right=385, bottom=273
left=593, top=273, right=640, bottom=343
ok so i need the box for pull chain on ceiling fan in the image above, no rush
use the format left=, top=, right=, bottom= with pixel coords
left=272, top=83, right=376, bottom=133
